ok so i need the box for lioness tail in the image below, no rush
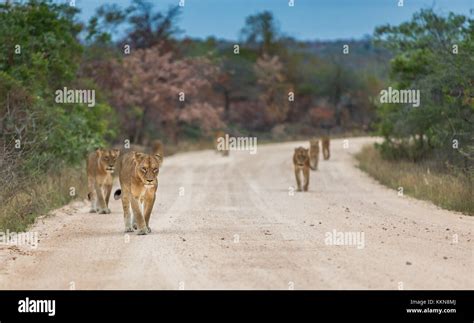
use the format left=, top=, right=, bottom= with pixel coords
left=114, top=189, right=122, bottom=200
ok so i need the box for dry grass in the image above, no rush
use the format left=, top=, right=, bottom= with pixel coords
left=356, top=145, right=473, bottom=215
left=0, top=167, right=88, bottom=232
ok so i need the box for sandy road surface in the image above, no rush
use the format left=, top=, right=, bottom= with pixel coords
left=0, top=137, right=472, bottom=290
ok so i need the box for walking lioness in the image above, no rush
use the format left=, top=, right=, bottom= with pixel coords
left=322, top=136, right=330, bottom=160
left=114, top=151, right=163, bottom=235
left=293, top=147, right=310, bottom=192
left=86, top=148, right=120, bottom=214
left=309, top=139, right=319, bottom=170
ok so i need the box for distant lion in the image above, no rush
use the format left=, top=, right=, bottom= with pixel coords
left=293, top=147, right=310, bottom=192
left=322, top=136, right=330, bottom=160
left=215, top=130, right=229, bottom=156
left=309, top=138, right=319, bottom=170
left=114, top=151, right=163, bottom=235
left=86, top=148, right=120, bottom=214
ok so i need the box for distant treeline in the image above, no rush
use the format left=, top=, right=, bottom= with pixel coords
left=82, top=1, right=391, bottom=145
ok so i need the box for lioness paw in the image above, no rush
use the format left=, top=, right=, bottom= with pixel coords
left=137, top=228, right=148, bottom=235
left=147, top=226, right=152, bottom=233
left=89, top=208, right=98, bottom=213
left=124, top=226, right=134, bottom=233
left=98, top=208, right=111, bottom=214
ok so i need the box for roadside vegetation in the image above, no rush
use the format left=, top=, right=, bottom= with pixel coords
left=356, top=145, right=473, bottom=215
left=357, top=9, right=473, bottom=215
left=0, top=168, right=87, bottom=232
left=0, top=2, right=113, bottom=231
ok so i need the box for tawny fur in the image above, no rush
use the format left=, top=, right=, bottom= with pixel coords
left=114, top=151, right=163, bottom=235
left=86, top=148, right=120, bottom=214
left=309, top=139, right=319, bottom=171
left=322, top=136, right=330, bottom=160
left=293, top=147, right=311, bottom=192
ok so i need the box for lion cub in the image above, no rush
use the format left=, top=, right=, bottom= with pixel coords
left=293, top=147, right=311, bottom=192
left=114, top=151, right=163, bottom=235
left=322, top=136, right=330, bottom=160
left=309, top=139, right=319, bottom=170
left=86, top=148, right=120, bottom=214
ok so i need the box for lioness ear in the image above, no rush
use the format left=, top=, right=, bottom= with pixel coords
left=154, top=154, right=163, bottom=166
left=133, top=152, right=146, bottom=163
left=96, top=148, right=103, bottom=156
left=112, top=149, right=120, bottom=157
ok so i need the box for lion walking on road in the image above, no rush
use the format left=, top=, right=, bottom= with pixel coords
left=86, top=148, right=120, bottom=214
left=114, top=151, right=163, bottom=235
left=293, top=147, right=311, bottom=192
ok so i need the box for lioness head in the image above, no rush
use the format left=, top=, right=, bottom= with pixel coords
left=294, top=147, right=309, bottom=166
left=133, top=152, right=163, bottom=188
left=310, top=139, right=319, bottom=149
left=97, top=148, right=120, bottom=173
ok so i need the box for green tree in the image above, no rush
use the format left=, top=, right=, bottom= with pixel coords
left=0, top=0, right=115, bottom=170
left=240, top=11, right=281, bottom=56
left=374, top=9, right=473, bottom=169
left=87, top=0, right=182, bottom=50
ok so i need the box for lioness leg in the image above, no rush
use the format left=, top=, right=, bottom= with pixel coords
left=294, top=168, right=302, bottom=191
left=143, top=192, right=156, bottom=233
left=323, top=147, right=330, bottom=160
left=131, top=197, right=147, bottom=235
left=95, top=182, right=110, bottom=214
left=303, top=167, right=310, bottom=192
left=104, top=184, right=113, bottom=208
left=121, top=189, right=133, bottom=232
left=310, top=156, right=318, bottom=170
left=88, top=177, right=98, bottom=213
left=132, top=215, right=137, bottom=230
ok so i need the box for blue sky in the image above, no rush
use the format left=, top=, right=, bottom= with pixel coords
left=73, top=0, right=473, bottom=41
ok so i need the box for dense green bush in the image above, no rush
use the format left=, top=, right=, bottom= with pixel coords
left=0, top=1, right=116, bottom=230
left=374, top=9, right=473, bottom=173
left=0, top=0, right=115, bottom=171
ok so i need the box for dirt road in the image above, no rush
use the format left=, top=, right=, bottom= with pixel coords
left=0, top=137, right=472, bottom=289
